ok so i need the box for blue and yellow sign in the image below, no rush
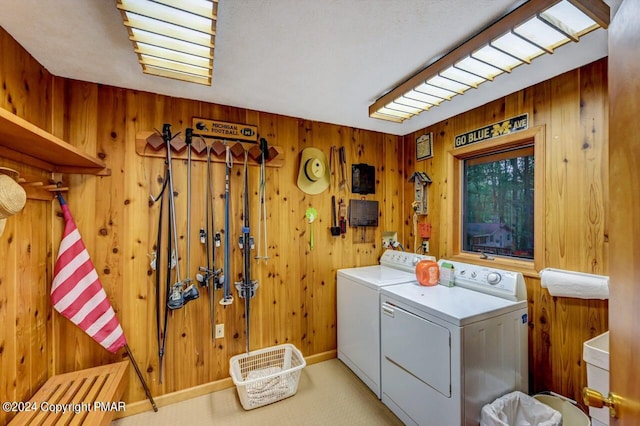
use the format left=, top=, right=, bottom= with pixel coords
left=454, top=114, right=528, bottom=148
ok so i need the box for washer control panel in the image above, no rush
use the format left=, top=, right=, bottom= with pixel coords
left=438, top=259, right=526, bottom=302
left=380, top=250, right=436, bottom=273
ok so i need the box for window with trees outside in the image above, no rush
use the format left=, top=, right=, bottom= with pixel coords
left=462, top=146, right=534, bottom=260
left=448, top=126, right=544, bottom=271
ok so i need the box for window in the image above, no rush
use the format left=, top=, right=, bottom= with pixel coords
left=447, top=126, right=544, bottom=272
left=462, top=146, right=534, bottom=259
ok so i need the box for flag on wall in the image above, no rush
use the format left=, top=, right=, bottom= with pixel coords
left=51, top=193, right=126, bottom=353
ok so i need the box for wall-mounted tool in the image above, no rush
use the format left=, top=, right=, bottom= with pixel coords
left=338, top=146, right=349, bottom=193
left=330, top=196, right=341, bottom=236
left=338, top=199, right=347, bottom=235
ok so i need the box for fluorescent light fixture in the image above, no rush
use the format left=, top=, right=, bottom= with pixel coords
left=369, top=0, right=609, bottom=123
left=118, top=0, right=217, bottom=85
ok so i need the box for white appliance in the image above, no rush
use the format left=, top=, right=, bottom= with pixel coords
left=337, top=250, right=435, bottom=398
left=380, top=259, right=528, bottom=426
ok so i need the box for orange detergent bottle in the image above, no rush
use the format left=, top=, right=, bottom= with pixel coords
left=416, top=260, right=439, bottom=286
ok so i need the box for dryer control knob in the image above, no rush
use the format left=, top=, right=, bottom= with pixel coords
left=412, top=257, right=421, bottom=265
left=487, top=272, right=501, bottom=285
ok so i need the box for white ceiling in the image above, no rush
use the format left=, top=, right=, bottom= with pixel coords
left=0, top=0, right=620, bottom=136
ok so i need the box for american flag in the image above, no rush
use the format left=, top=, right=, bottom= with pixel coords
left=51, top=194, right=126, bottom=353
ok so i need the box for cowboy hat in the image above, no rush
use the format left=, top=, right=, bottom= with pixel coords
left=297, top=147, right=330, bottom=195
left=0, top=167, right=26, bottom=220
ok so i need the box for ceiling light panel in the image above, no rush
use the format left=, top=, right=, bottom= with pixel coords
left=491, top=32, right=545, bottom=63
left=386, top=102, right=423, bottom=115
left=143, top=66, right=211, bottom=85
left=140, top=55, right=209, bottom=76
left=440, top=66, right=486, bottom=88
left=370, top=112, right=404, bottom=123
left=540, top=0, right=599, bottom=36
left=396, top=96, right=433, bottom=110
left=455, top=56, right=504, bottom=80
left=368, top=0, right=610, bottom=123
left=118, top=0, right=217, bottom=85
left=123, top=13, right=213, bottom=46
left=136, top=43, right=212, bottom=69
left=130, top=28, right=211, bottom=57
left=413, top=83, right=456, bottom=101
left=378, top=107, right=413, bottom=119
left=514, top=16, right=570, bottom=51
left=472, top=45, right=523, bottom=72
left=119, top=0, right=214, bottom=33
left=427, top=75, right=470, bottom=95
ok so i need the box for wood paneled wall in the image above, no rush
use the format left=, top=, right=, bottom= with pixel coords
left=402, top=58, right=609, bottom=405
left=0, top=27, right=56, bottom=426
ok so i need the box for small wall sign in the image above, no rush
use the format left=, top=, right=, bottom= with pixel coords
left=192, top=117, right=258, bottom=143
left=416, top=133, right=433, bottom=161
left=454, top=113, right=529, bottom=148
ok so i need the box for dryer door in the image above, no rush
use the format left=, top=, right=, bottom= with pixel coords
left=381, top=302, right=451, bottom=396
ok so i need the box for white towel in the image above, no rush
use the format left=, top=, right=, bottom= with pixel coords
left=540, top=268, right=609, bottom=300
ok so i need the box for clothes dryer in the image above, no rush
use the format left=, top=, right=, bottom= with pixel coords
left=380, top=259, right=528, bottom=425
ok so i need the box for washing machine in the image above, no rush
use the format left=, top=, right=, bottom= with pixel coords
left=337, top=250, right=435, bottom=398
left=380, top=259, right=529, bottom=426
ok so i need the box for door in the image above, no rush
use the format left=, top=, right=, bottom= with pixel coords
left=609, top=0, right=640, bottom=423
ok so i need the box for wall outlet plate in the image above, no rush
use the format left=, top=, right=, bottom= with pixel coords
left=215, top=324, right=224, bottom=339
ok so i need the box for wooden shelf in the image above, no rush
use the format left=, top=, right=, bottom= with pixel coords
left=0, top=107, right=109, bottom=175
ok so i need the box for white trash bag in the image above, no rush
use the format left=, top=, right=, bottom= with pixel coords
left=481, top=391, right=562, bottom=426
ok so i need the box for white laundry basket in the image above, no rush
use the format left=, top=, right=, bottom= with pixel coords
left=229, top=344, right=306, bottom=410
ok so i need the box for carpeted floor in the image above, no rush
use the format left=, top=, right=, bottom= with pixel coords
left=112, top=358, right=403, bottom=425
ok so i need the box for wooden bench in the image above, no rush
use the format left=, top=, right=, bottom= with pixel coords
left=9, top=361, right=129, bottom=426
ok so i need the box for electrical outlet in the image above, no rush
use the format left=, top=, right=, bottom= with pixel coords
left=215, top=324, right=224, bottom=339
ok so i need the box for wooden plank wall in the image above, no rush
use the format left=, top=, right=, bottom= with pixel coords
left=0, top=27, right=56, bottom=426
left=402, top=58, right=609, bottom=405
left=52, top=82, right=403, bottom=404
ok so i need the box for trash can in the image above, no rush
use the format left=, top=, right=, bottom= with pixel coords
left=481, top=391, right=562, bottom=426
left=533, top=393, right=591, bottom=426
